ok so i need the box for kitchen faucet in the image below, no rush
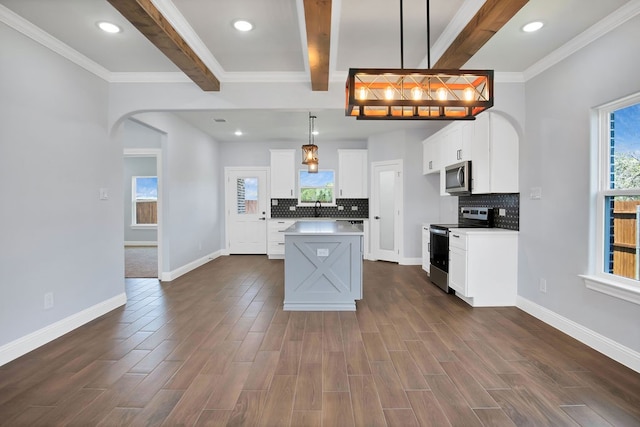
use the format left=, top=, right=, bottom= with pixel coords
left=314, top=200, right=321, bottom=217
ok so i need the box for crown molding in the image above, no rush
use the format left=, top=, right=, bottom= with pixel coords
left=0, top=4, right=111, bottom=81
left=523, top=0, right=640, bottom=81
left=109, top=72, right=191, bottom=83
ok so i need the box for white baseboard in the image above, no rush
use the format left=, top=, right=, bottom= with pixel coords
left=399, top=257, right=422, bottom=266
left=0, top=293, right=127, bottom=367
left=124, top=241, right=158, bottom=246
left=517, top=296, right=640, bottom=373
left=161, top=250, right=223, bottom=282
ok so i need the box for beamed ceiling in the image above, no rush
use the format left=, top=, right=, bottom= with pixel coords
left=0, top=0, right=634, bottom=141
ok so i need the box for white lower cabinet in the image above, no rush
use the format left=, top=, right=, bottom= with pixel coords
left=267, top=219, right=295, bottom=259
left=421, top=224, right=430, bottom=273
left=448, top=229, right=518, bottom=307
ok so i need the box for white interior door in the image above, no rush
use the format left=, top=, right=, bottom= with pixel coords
left=225, top=168, right=268, bottom=254
left=371, top=161, right=402, bottom=262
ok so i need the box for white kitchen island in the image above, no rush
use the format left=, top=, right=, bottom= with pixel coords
left=283, top=221, right=364, bottom=311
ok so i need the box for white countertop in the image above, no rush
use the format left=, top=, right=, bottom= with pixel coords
left=449, top=227, right=519, bottom=235
left=284, top=220, right=364, bottom=235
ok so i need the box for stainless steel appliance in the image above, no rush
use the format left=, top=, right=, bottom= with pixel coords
left=429, top=207, right=493, bottom=293
left=444, top=161, right=471, bottom=195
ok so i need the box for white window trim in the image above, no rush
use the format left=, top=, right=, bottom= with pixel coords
left=585, top=91, right=640, bottom=305
left=297, top=169, right=337, bottom=207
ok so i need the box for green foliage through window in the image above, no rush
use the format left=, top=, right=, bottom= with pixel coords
left=298, top=170, right=335, bottom=204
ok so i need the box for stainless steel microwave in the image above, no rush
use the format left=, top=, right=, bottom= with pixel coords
left=445, top=161, right=471, bottom=195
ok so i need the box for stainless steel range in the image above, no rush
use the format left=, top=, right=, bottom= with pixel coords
left=429, top=207, right=493, bottom=293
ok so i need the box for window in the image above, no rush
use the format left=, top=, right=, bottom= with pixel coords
left=298, top=169, right=335, bottom=205
left=132, top=176, right=158, bottom=225
left=588, top=94, right=640, bottom=303
left=236, top=177, right=258, bottom=214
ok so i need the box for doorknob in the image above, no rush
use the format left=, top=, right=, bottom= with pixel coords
left=374, top=216, right=380, bottom=219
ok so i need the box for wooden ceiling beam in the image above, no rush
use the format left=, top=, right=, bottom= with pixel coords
left=303, top=0, right=332, bottom=91
left=434, top=0, right=529, bottom=69
left=106, top=0, right=220, bottom=91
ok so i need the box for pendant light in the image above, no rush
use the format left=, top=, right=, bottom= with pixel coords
left=345, top=0, right=494, bottom=120
left=301, top=113, right=319, bottom=173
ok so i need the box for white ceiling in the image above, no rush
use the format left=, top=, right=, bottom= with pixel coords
left=0, top=0, right=633, bottom=142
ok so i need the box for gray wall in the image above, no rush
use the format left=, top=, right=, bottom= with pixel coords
left=367, top=129, right=442, bottom=261
left=520, top=14, right=640, bottom=352
left=0, top=23, right=124, bottom=346
left=123, top=156, right=157, bottom=243
left=133, top=112, right=222, bottom=272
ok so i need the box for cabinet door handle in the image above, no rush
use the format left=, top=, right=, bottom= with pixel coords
left=428, top=242, right=430, bottom=251
left=451, top=234, right=460, bottom=238
left=374, top=216, right=380, bottom=220
left=259, top=217, right=266, bottom=220
left=290, top=189, right=293, bottom=196
left=428, top=160, right=432, bottom=170
left=340, top=189, right=343, bottom=196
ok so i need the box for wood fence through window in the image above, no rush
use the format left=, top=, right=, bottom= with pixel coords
left=612, top=200, right=640, bottom=279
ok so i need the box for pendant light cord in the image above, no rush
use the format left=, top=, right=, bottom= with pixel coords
left=426, top=0, right=431, bottom=68
left=400, top=0, right=404, bottom=69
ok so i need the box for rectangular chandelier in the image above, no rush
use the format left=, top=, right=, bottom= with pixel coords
left=345, top=68, right=494, bottom=120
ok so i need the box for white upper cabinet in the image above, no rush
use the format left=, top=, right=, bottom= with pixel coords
left=270, top=149, right=296, bottom=198
left=422, top=135, right=441, bottom=174
left=338, top=149, right=368, bottom=198
left=470, top=112, right=519, bottom=194
left=422, top=112, right=519, bottom=194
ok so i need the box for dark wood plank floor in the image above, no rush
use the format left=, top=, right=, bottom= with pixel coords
left=1, top=255, right=639, bottom=426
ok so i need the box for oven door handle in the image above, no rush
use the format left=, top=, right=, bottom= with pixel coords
left=430, top=229, right=448, bottom=236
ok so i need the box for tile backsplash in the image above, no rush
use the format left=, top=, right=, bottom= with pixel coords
left=459, top=193, right=520, bottom=230
left=271, top=198, right=369, bottom=219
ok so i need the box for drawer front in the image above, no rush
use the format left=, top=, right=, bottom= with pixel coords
left=448, top=231, right=467, bottom=250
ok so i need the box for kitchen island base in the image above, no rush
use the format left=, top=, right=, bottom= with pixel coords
left=283, top=222, right=363, bottom=311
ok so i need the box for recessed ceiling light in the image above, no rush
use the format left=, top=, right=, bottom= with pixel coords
left=97, top=21, right=121, bottom=34
left=233, top=20, right=253, bottom=32
left=234, top=130, right=243, bottom=136
left=522, top=21, right=544, bottom=33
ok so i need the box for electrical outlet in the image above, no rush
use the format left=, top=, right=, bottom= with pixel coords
left=351, top=206, right=358, bottom=211
left=99, top=188, right=108, bottom=200
left=44, top=292, right=54, bottom=310
left=539, top=278, right=547, bottom=293
left=337, top=206, right=344, bottom=211
left=289, top=206, right=296, bottom=211
left=271, top=199, right=278, bottom=206
left=499, top=208, right=506, bottom=217
left=317, top=248, right=329, bottom=257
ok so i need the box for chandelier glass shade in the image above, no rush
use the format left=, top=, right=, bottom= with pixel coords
left=346, top=68, right=493, bottom=120
left=301, top=114, right=319, bottom=173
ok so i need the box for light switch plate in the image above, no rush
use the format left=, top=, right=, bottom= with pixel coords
left=530, top=187, right=542, bottom=200
left=99, top=188, right=108, bottom=200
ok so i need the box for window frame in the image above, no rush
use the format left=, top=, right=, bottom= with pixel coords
left=582, top=92, right=640, bottom=305
left=132, top=175, right=158, bottom=228
left=297, top=169, right=336, bottom=206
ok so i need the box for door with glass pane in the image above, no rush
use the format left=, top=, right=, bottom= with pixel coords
left=371, top=161, right=402, bottom=262
left=225, top=168, right=268, bottom=254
